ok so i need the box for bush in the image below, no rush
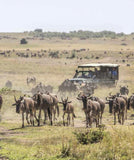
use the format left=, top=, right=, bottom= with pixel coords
left=34, top=29, right=43, bottom=32
left=59, top=143, right=71, bottom=158
left=121, top=43, right=127, bottom=46
left=0, top=87, right=11, bottom=93
left=74, top=127, right=105, bottom=145
left=49, top=51, right=59, bottom=58
left=20, top=38, right=28, bottom=44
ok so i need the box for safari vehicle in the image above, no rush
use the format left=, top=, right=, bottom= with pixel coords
left=69, top=63, right=119, bottom=86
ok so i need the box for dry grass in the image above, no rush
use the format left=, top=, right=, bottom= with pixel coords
left=0, top=35, right=134, bottom=159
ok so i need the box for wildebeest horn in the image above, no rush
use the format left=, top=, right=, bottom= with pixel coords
left=61, top=97, right=63, bottom=102
left=67, top=97, right=68, bottom=101
left=87, top=93, right=91, bottom=97
left=106, top=97, right=109, bottom=101
left=20, top=96, right=23, bottom=100
left=46, top=91, right=49, bottom=94
left=78, top=92, right=83, bottom=97
left=77, top=97, right=81, bottom=100
left=12, top=103, right=16, bottom=106
left=14, top=95, right=17, bottom=102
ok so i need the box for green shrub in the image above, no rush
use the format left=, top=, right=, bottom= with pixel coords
left=60, top=143, right=71, bottom=158
left=0, top=87, right=11, bottom=93
left=20, top=38, right=28, bottom=44
left=121, top=43, right=127, bottom=46
left=74, top=127, right=105, bottom=145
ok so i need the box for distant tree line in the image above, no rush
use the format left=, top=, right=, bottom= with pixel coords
left=28, top=29, right=126, bottom=39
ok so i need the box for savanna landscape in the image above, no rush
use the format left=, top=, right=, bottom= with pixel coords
left=0, top=31, right=134, bottom=160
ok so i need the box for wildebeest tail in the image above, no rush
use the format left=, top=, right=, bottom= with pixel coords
left=56, top=104, right=60, bottom=117
left=47, top=107, right=51, bottom=119
left=127, top=97, right=130, bottom=110
left=73, top=113, right=76, bottom=118
left=37, top=94, right=42, bottom=106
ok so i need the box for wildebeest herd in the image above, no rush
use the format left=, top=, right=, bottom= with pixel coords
left=0, top=85, right=134, bottom=128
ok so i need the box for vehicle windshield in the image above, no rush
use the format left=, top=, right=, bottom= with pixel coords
left=73, top=66, right=118, bottom=80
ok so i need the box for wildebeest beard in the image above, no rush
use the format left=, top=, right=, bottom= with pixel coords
left=63, top=103, right=67, bottom=110
left=82, top=97, right=88, bottom=110
left=16, top=103, right=20, bottom=113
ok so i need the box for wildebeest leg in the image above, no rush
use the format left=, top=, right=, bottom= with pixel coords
left=43, top=109, right=48, bottom=124
left=38, top=108, right=42, bottom=126
left=114, top=112, right=116, bottom=125
left=63, top=112, right=65, bottom=126
left=122, top=112, right=124, bottom=125
left=45, top=109, right=48, bottom=121
left=68, top=114, right=71, bottom=125
left=118, top=112, right=121, bottom=124
left=100, top=112, right=102, bottom=124
left=67, top=113, right=70, bottom=126
left=72, top=113, right=74, bottom=126
left=30, top=111, right=34, bottom=126
left=95, top=116, right=98, bottom=128
left=86, top=114, right=88, bottom=128
left=22, top=112, right=24, bottom=128
left=47, top=107, right=53, bottom=125
left=56, top=104, right=60, bottom=117
left=34, top=110, right=38, bottom=124
left=26, top=113, right=30, bottom=124
left=50, top=111, right=53, bottom=126
left=53, top=106, right=56, bottom=121
left=98, top=113, right=100, bottom=126
left=125, top=107, right=127, bottom=120
left=0, top=103, right=2, bottom=111
left=95, top=118, right=98, bottom=127
left=89, top=117, right=92, bottom=128
left=67, top=114, right=69, bottom=126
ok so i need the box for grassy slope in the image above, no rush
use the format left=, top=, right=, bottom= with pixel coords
left=0, top=33, right=134, bottom=159
left=0, top=38, right=134, bottom=51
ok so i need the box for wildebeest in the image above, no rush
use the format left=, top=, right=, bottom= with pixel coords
left=120, top=86, right=129, bottom=95
left=31, top=83, right=53, bottom=95
left=106, top=94, right=116, bottom=114
left=106, top=92, right=128, bottom=120
left=46, top=92, right=59, bottom=120
left=112, top=97, right=126, bottom=125
left=0, top=95, right=3, bottom=111
left=127, top=94, right=134, bottom=110
left=5, top=80, right=12, bottom=89
left=32, top=91, right=59, bottom=122
left=58, top=79, right=78, bottom=94
left=27, top=76, right=36, bottom=85
left=77, top=94, right=101, bottom=127
left=79, top=83, right=95, bottom=96
left=12, top=96, right=38, bottom=128
left=59, top=97, right=76, bottom=126
left=119, top=94, right=128, bottom=120
left=89, top=96, right=105, bottom=124
left=33, top=92, right=54, bottom=126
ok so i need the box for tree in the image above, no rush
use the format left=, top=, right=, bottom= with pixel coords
left=20, top=38, right=28, bottom=44
left=34, top=29, right=43, bottom=32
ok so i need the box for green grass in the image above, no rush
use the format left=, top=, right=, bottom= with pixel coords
left=1, top=123, right=134, bottom=159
